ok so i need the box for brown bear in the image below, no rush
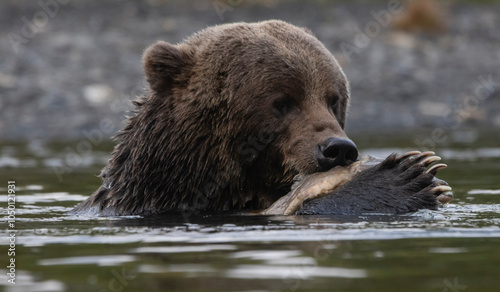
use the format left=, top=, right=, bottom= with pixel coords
left=72, top=20, right=450, bottom=217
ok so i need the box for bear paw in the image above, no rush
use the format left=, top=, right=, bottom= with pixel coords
left=297, top=151, right=452, bottom=215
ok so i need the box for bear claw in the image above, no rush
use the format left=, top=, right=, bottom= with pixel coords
left=426, top=163, right=447, bottom=175
left=416, top=151, right=435, bottom=158
left=437, top=192, right=454, bottom=204
left=398, top=151, right=435, bottom=168
left=396, top=151, right=421, bottom=161
left=420, top=155, right=442, bottom=166
left=432, top=185, right=452, bottom=193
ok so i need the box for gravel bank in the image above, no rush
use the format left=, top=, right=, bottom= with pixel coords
left=1, top=0, right=499, bottom=140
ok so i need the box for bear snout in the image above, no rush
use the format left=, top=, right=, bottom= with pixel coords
left=316, top=138, right=359, bottom=171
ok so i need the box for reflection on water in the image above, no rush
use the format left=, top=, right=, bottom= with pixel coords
left=1, top=138, right=500, bottom=292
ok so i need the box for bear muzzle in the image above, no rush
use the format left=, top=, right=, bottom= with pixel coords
left=316, top=137, right=359, bottom=171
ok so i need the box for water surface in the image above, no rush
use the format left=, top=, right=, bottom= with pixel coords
left=1, top=136, right=499, bottom=292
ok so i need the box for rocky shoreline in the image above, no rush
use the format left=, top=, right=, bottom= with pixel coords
left=1, top=0, right=499, bottom=140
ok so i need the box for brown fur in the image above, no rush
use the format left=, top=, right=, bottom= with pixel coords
left=72, top=20, right=351, bottom=216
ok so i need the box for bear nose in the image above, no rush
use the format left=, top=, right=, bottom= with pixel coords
left=316, top=138, right=359, bottom=171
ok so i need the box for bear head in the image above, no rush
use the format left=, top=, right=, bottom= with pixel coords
left=80, top=20, right=359, bottom=215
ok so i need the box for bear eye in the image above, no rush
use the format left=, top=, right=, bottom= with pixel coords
left=330, top=95, right=339, bottom=111
left=273, top=97, right=293, bottom=117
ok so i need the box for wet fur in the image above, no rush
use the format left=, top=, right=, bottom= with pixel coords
left=72, top=20, right=351, bottom=216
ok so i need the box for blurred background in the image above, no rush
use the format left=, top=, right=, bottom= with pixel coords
left=1, top=0, right=499, bottom=143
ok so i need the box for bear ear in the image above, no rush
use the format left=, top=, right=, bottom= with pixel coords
left=142, top=41, right=190, bottom=91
